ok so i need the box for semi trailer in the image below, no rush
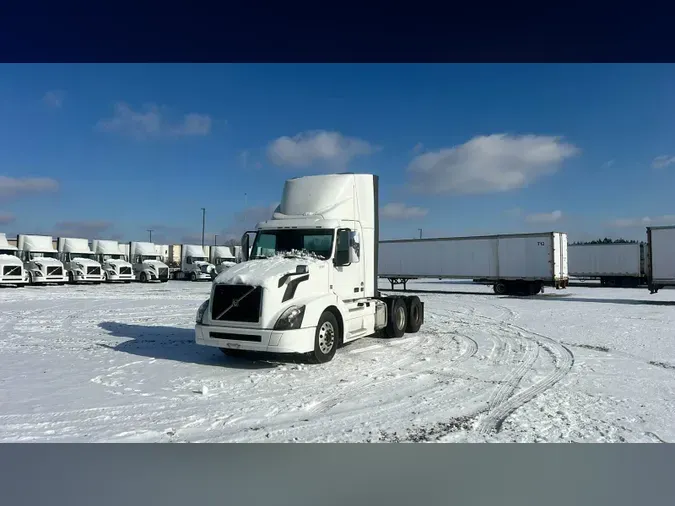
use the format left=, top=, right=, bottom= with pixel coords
left=171, top=244, right=216, bottom=281
left=92, top=239, right=134, bottom=282
left=568, top=242, right=647, bottom=287
left=210, top=246, right=237, bottom=274
left=195, top=173, right=425, bottom=363
left=57, top=237, right=104, bottom=284
left=129, top=241, right=170, bottom=282
left=0, top=233, right=26, bottom=286
left=379, top=232, right=569, bottom=295
left=646, top=225, right=675, bottom=294
left=18, top=234, right=68, bottom=285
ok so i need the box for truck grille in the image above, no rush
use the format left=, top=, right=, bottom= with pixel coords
left=211, top=284, right=262, bottom=323
left=119, top=266, right=132, bottom=275
left=158, top=267, right=169, bottom=280
left=87, top=266, right=101, bottom=275
left=3, top=265, right=21, bottom=276
left=200, top=265, right=210, bottom=274
left=47, top=266, right=63, bottom=276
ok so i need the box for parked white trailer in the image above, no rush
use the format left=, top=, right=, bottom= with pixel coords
left=0, top=233, right=27, bottom=286
left=379, top=232, right=569, bottom=296
left=92, top=239, right=134, bottom=283
left=128, top=242, right=170, bottom=282
left=568, top=242, right=647, bottom=287
left=646, top=225, right=675, bottom=294
left=18, top=234, right=68, bottom=285
left=195, top=173, right=424, bottom=363
left=57, top=237, right=104, bottom=284
left=210, top=246, right=237, bottom=274
left=172, top=244, right=216, bottom=281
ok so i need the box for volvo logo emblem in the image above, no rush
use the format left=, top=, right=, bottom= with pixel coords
left=232, top=299, right=239, bottom=307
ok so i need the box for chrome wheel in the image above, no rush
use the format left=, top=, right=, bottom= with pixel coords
left=318, top=321, right=335, bottom=354
left=395, top=306, right=406, bottom=330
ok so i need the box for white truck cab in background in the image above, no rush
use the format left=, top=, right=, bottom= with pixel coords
left=172, top=244, right=216, bottom=281
left=57, top=237, right=104, bottom=284
left=195, top=173, right=425, bottom=363
left=92, top=239, right=134, bottom=283
left=210, top=246, right=237, bottom=274
left=129, top=241, right=170, bottom=282
left=18, top=234, right=68, bottom=285
left=0, top=233, right=27, bottom=286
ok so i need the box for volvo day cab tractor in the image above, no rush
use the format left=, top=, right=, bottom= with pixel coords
left=172, top=244, right=216, bottom=281
left=57, top=237, right=104, bottom=284
left=92, top=239, right=134, bottom=283
left=129, top=241, right=170, bottom=282
left=0, top=233, right=27, bottom=287
left=18, top=234, right=68, bottom=285
left=210, top=246, right=237, bottom=275
left=195, top=173, right=425, bottom=363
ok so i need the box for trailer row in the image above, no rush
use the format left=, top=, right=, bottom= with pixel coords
left=0, top=233, right=250, bottom=287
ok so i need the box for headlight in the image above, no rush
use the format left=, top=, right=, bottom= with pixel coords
left=196, top=299, right=210, bottom=324
left=274, top=305, right=306, bottom=331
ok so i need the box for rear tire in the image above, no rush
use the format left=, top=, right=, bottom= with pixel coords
left=384, top=297, right=407, bottom=338
left=404, top=296, right=423, bottom=333
left=309, top=311, right=339, bottom=363
left=493, top=282, right=508, bottom=295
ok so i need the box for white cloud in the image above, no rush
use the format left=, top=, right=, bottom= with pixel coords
left=652, top=155, right=675, bottom=169
left=380, top=203, right=429, bottom=220
left=0, top=212, right=15, bottom=225
left=97, top=102, right=212, bottom=140
left=609, top=215, right=675, bottom=228
left=0, top=176, right=59, bottom=199
left=525, top=210, right=563, bottom=224
left=267, top=130, right=380, bottom=169
left=407, top=134, right=580, bottom=195
left=43, top=90, right=65, bottom=109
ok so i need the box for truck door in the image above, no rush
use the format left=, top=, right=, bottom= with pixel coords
left=332, top=228, right=364, bottom=303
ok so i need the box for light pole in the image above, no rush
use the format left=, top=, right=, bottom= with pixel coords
left=214, top=234, right=218, bottom=246
left=201, top=208, right=206, bottom=249
left=147, top=229, right=153, bottom=242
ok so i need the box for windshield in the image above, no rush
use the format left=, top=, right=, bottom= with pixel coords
left=251, top=229, right=334, bottom=260
left=101, top=254, right=125, bottom=261
left=0, top=249, right=18, bottom=256
left=29, top=251, right=58, bottom=259
left=192, top=256, right=207, bottom=262
left=69, top=253, right=95, bottom=260
left=215, top=257, right=235, bottom=263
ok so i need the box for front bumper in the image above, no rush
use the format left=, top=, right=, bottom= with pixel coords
left=73, top=273, right=104, bottom=282
left=34, top=274, right=68, bottom=283
left=193, top=272, right=213, bottom=280
left=195, top=323, right=316, bottom=354
left=0, top=276, right=27, bottom=285
left=106, top=273, right=134, bottom=282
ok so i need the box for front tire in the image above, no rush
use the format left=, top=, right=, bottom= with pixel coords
left=309, top=311, right=339, bottom=363
left=190, top=272, right=197, bottom=282
left=140, top=272, right=147, bottom=283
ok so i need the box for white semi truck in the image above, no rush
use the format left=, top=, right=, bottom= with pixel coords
left=379, top=232, right=569, bottom=295
left=646, top=225, right=675, bottom=294
left=57, top=237, right=104, bottom=284
left=128, top=241, right=170, bottom=282
left=172, top=244, right=216, bottom=281
left=568, top=242, right=648, bottom=288
left=18, top=234, right=68, bottom=285
left=210, top=246, right=237, bottom=274
left=0, top=233, right=27, bottom=286
left=92, top=239, right=134, bottom=283
left=195, top=173, right=424, bottom=364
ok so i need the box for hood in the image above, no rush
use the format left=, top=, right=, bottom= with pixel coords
left=194, top=260, right=215, bottom=268
left=70, top=257, right=101, bottom=267
left=105, top=259, right=132, bottom=268
left=213, top=254, right=328, bottom=290
left=143, top=259, right=167, bottom=268
left=0, top=254, right=22, bottom=266
left=31, top=257, right=63, bottom=266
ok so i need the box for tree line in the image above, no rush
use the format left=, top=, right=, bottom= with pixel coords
left=570, top=238, right=645, bottom=245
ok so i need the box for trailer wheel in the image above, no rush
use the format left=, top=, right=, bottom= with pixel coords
left=384, top=297, right=407, bottom=338
left=404, top=296, right=423, bottom=333
left=493, top=282, right=508, bottom=295
left=308, top=311, right=339, bottom=363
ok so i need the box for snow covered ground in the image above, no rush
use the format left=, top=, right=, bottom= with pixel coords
left=1, top=279, right=674, bottom=443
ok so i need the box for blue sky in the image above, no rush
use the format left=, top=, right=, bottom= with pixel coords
left=1, top=63, right=674, bottom=244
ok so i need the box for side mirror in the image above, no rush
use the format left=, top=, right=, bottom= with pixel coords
left=349, top=231, right=360, bottom=263
left=240, top=231, right=256, bottom=261
left=334, top=228, right=352, bottom=267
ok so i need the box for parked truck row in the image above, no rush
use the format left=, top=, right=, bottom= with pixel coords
left=0, top=234, right=247, bottom=288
